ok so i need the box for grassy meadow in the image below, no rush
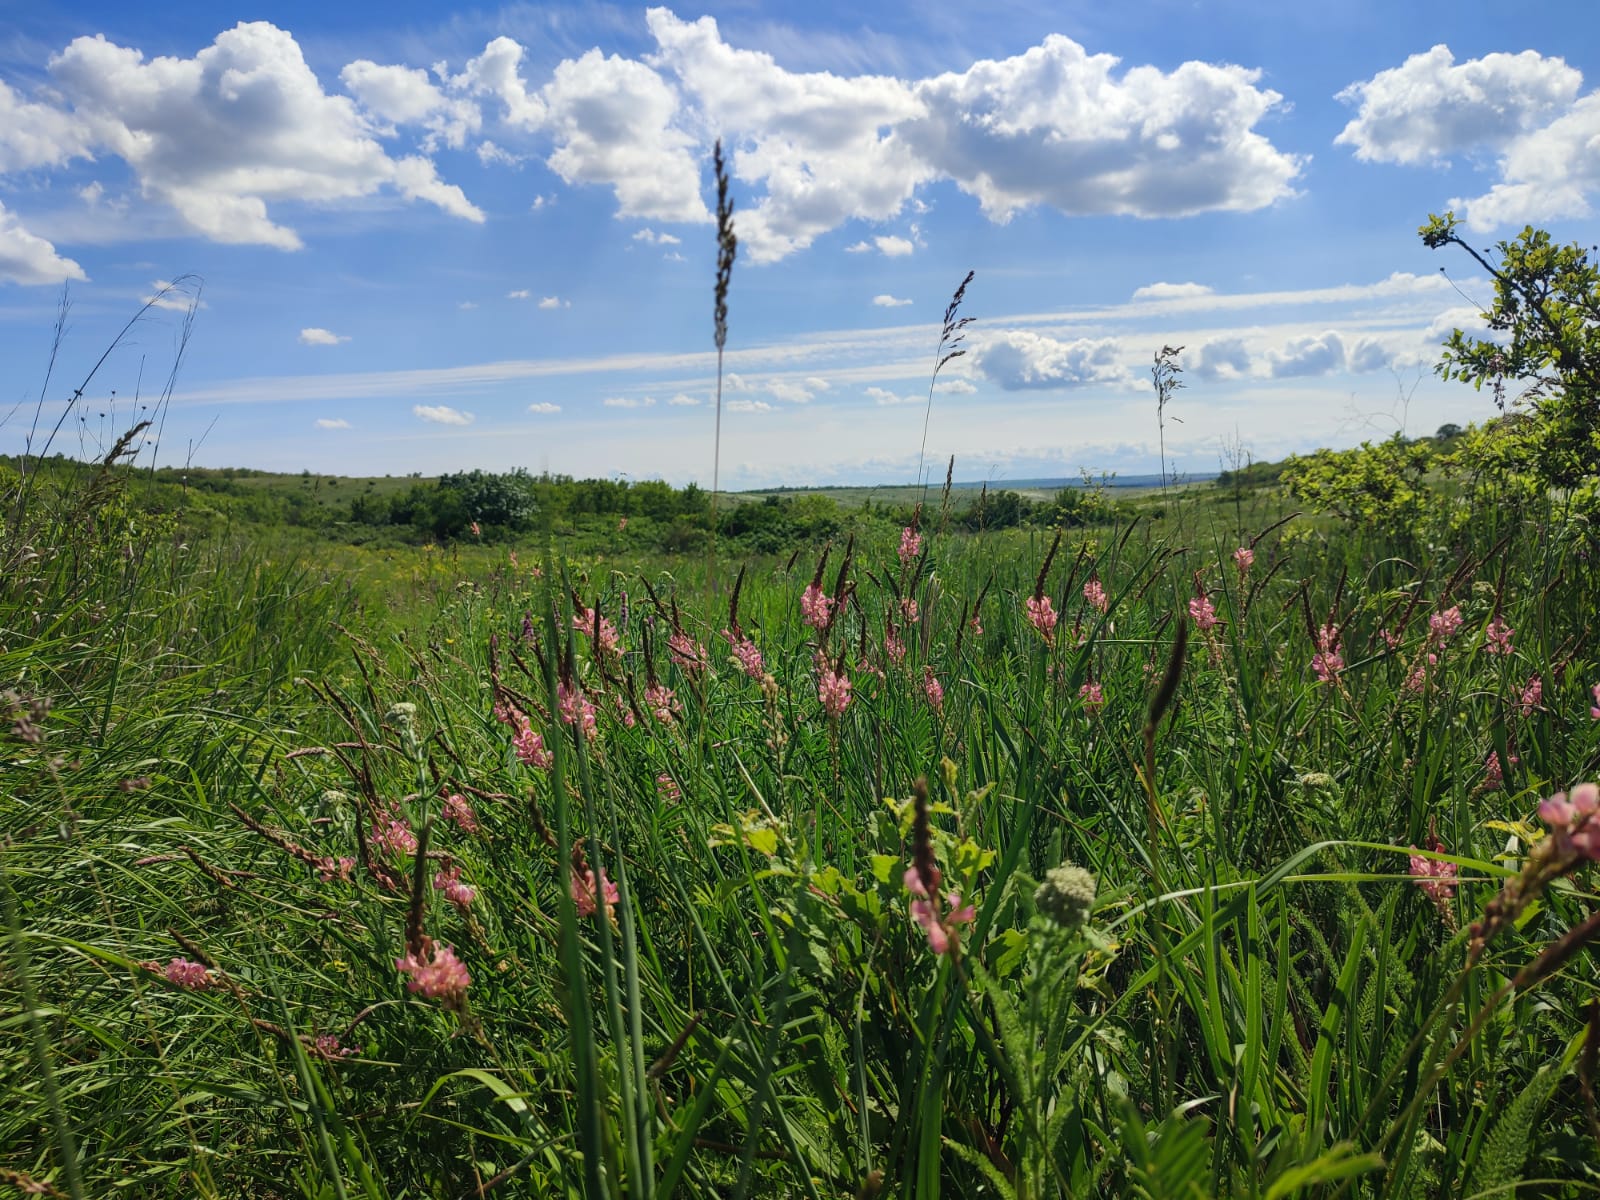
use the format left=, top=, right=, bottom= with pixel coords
left=5, top=442, right=1600, bottom=1199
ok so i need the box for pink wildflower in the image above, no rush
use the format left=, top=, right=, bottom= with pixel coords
left=512, top=712, right=553, bottom=769
left=969, top=614, right=984, bottom=637
left=612, top=693, right=637, bottom=728
left=1407, top=848, right=1459, bottom=902
left=557, top=683, right=598, bottom=735
left=312, top=1034, right=355, bottom=1059
left=1083, top=578, right=1108, bottom=613
left=1079, top=680, right=1105, bottom=714
left=1233, top=547, right=1254, bottom=575
left=724, top=631, right=765, bottom=680
left=395, top=940, right=471, bottom=1005
left=1188, top=594, right=1218, bottom=631
left=1428, top=606, right=1463, bottom=643
left=900, top=596, right=919, bottom=623
left=898, top=526, right=922, bottom=565
left=1519, top=674, right=1543, bottom=717
left=923, top=667, right=944, bottom=714
left=885, top=626, right=906, bottom=665
left=668, top=630, right=708, bottom=675
left=644, top=683, right=681, bottom=726
left=371, top=811, right=419, bottom=858
left=1483, top=749, right=1518, bottom=791
left=1538, top=783, right=1600, bottom=860
left=316, top=856, right=355, bottom=883
left=470, top=521, right=482, bottom=538
left=164, top=958, right=213, bottom=989
left=1312, top=624, right=1344, bottom=684
left=1380, top=628, right=1404, bottom=651
left=818, top=667, right=853, bottom=717
left=909, top=890, right=976, bottom=956
left=656, top=773, right=681, bottom=803
left=618, top=516, right=628, bottom=531
left=801, top=584, right=834, bottom=630
left=571, top=864, right=620, bottom=918
left=442, top=793, right=479, bottom=834
left=1590, top=683, right=1600, bottom=720
left=1025, top=595, right=1058, bottom=642
left=573, top=607, right=620, bottom=657
left=1404, top=652, right=1438, bottom=694
left=1483, top=617, right=1514, bottom=656
left=433, top=865, right=476, bottom=912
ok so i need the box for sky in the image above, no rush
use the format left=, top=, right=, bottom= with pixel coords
left=1, top=0, right=1597, bottom=488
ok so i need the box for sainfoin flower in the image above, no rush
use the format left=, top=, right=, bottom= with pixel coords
left=801, top=584, right=834, bottom=630
left=433, top=865, right=476, bottom=911
left=1312, top=624, right=1344, bottom=684
left=371, top=811, right=419, bottom=858
left=573, top=607, right=620, bottom=657
left=1083, top=578, right=1108, bottom=613
left=442, top=792, right=479, bottom=833
left=1428, top=606, right=1463, bottom=643
left=1519, top=674, right=1542, bottom=717
left=557, top=683, right=598, bottom=734
left=316, top=855, right=355, bottom=883
left=1590, top=683, right=1600, bottom=720
left=1483, top=617, right=1514, bottom=656
left=1233, top=546, right=1254, bottom=574
left=1408, top=847, right=1459, bottom=901
left=644, top=683, right=681, bottom=725
left=668, top=630, right=708, bottom=674
left=923, top=667, right=944, bottom=713
left=1189, top=593, right=1218, bottom=631
left=1079, top=680, right=1104, bottom=714
left=312, top=1033, right=355, bottom=1059
left=512, top=712, right=553, bottom=769
left=163, top=958, right=213, bottom=989
left=818, top=667, right=852, bottom=717
left=1025, top=595, right=1058, bottom=641
left=904, top=869, right=976, bottom=956
left=395, top=939, right=471, bottom=1005
left=724, top=630, right=764, bottom=680
left=898, top=526, right=922, bottom=565
left=1483, top=749, right=1518, bottom=791
left=656, top=772, right=681, bottom=803
left=885, top=625, right=906, bottom=665
left=571, top=864, right=620, bottom=918
left=1538, top=782, right=1600, bottom=859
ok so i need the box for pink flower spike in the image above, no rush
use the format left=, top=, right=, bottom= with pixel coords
left=395, top=941, right=470, bottom=1004
left=571, top=864, right=620, bottom=919
left=1025, top=595, right=1058, bottom=642
left=1518, top=674, right=1543, bottom=717
left=312, top=1033, right=355, bottom=1059
left=1233, top=546, right=1254, bottom=574
left=1483, top=617, right=1514, bottom=656
left=1188, top=594, right=1218, bottom=631
left=1573, top=782, right=1600, bottom=817
left=1407, top=849, right=1458, bottom=902
left=801, top=584, right=834, bottom=630
left=1539, top=792, right=1576, bottom=828
left=1083, top=579, right=1108, bottom=613
left=898, top=526, right=922, bottom=565
left=923, top=667, right=945, bottom=714
left=1079, top=680, right=1104, bottom=714
left=1590, top=683, right=1600, bottom=720
left=442, top=792, right=479, bottom=834
left=164, top=958, right=213, bottom=989
left=433, top=865, right=476, bottom=912
left=1428, top=606, right=1463, bottom=643
left=818, top=667, right=852, bottom=717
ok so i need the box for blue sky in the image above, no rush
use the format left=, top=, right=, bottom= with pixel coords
left=1, top=0, right=1597, bottom=487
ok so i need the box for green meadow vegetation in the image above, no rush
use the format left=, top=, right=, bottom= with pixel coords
left=4, top=210, right=1600, bottom=1199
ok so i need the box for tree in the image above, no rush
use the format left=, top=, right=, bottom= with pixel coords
left=1422, top=213, right=1600, bottom=490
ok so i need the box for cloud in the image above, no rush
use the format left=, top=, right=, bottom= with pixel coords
left=45, top=22, right=482, bottom=249
left=900, top=35, right=1302, bottom=222
left=457, top=300, right=478, bottom=310
left=0, top=201, right=86, bottom=285
left=1334, top=45, right=1580, bottom=164
left=1267, top=331, right=1346, bottom=377
left=874, top=235, right=914, bottom=257
left=143, top=279, right=203, bottom=311
left=668, top=392, right=701, bottom=405
left=974, top=330, right=1127, bottom=390
left=339, top=58, right=479, bottom=150
left=475, top=139, right=524, bottom=166
left=530, top=194, right=552, bottom=210
left=299, top=327, right=350, bottom=346
left=602, top=395, right=656, bottom=408
left=1336, top=46, right=1600, bottom=231
left=414, top=403, right=473, bottom=424
left=527, top=401, right=561, bottom=413
left=1190, top=337, right=1252, bottom=379
left=538, top=295, right=569, bottom=309
left=314, top=417, right=351, bottom=429
left=939, top=378, right=978, bottom=394
left=0, top=78, right=94, bottom=173
left=507, top=288, right=531, bottom=299
left=844, top=240, right=872, bottom=253
left=727, top=398, right=773, bottom=412
left=870, top=390, right=921, bottom=409
left=632, top=227, right=682, bottom=245
left=872, top=294, right=913, bottom=307
left=1133, top=281, right=1213, bottom=301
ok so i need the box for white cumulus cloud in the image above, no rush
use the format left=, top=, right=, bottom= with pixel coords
left=602, top=396, right=656, bottom=408
left=528, top=401, right=561, bottom=413
left=0, top=200, right=86, bottom=285
left=873, top=294, right=913, bottom=307
left=507, top=289, right=530, bottom=299
left=974, top=330, right=1128, bottom=390
left=299, top=327, right=349, bottom=345
left=538, top=295, right=568, bottom=309
left=669, top=392, right=702, bottom=406
left=1133, top=281, right=1213, bottom=301
left=315, top=417, right=351, bottom=429
left=866, top=386, right=919, bottom=405
left=414, top=404, right=473, bottom=424
left=44, top=22, right=482, bottom=249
